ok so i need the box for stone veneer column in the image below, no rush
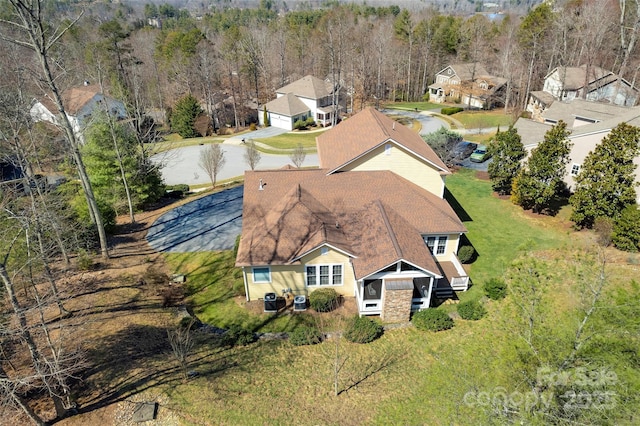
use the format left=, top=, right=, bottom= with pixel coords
left=381, top=279, right=414, bottom=323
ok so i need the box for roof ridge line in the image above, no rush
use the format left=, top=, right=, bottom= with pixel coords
left=370, top=108, right=391, bottom=139
left=375, top=200, right=402, bottom=259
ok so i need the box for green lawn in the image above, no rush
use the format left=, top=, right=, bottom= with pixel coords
left=445, top=169, right=574, bottom=299
left=387, top=101, right=442, bottom=111
left=254, top=130, right=324, bottom=150
left=452, top=110, right=515, bottom=129
left=148, top=135, right=226, bottom=154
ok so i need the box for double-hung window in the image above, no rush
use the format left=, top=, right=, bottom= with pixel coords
left=306, top=264, right=343, bottom=286
left=425, top=236, right=447, bottom=255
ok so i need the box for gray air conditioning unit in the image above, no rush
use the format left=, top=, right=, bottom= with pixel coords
left=264, top=292, right=278, bottom=313
left=293, top=295, right=307, bottom=311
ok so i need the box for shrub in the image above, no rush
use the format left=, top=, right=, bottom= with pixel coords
left=249, top=122, right=257, bottom=131
left=304, top=116, right=316, bottom=127
left=344, top=316, right=383, bottom=343
left=293, top=119, right=307, bottom=130
left=222, top=325, right=256, bottom=346
left=289, top=326, right=323, bottom=346
left=441, top=107, right=464, bottom=115
left=412, top=309, right=454, bottom=332
left=166, top=184, right=190, bottom=198
left=458, top=245, right=476, bottom=263
left=309, top=288, right=339, bottom=312
left=485, top=278, right=507, bottom=300
left=457, top=300, right=487, bottom=320
left=76, top=249, right=94, bottom=271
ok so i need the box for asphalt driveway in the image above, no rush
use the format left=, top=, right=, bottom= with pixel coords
left=146, top=185, right=243, bottom=252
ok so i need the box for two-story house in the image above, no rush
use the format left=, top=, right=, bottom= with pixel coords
left=258, top=75, right=340, bottom=130
left=428, top=63, right=506, bottom=109
left=236, top=107, right=469, bottom=323
left=526, top=65, right=639, bottom=119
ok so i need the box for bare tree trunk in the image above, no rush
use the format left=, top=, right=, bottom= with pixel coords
left=2, top=0, right=109, bottom=258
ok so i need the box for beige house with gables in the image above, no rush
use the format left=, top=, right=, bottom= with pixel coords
left=236, top=108, right=469, bottom=322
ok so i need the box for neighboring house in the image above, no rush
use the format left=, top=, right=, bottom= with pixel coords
left=526, top=65, right=639, bottom=117
left=236, top=107, right=469, bottom=322
left=428, top=62, right=506, bottom=109
left=258, top=75, right=340, bottom=130
left=30, top=82, right=126, bottom=141
left=514, top=103, right=640, bottom=203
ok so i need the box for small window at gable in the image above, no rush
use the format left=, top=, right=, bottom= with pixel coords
left=385, top=144, right=392, bottom=155
left=321, top=247, right=329, bottom=255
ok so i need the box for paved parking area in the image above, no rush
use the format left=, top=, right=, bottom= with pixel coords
left=146, top=185, right=244, bottom=252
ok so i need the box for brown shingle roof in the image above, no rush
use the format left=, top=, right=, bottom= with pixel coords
left=236, top=169, right=466, bottom=276
left=348, top=200, right=440, bottom=279
left=265, top=92, right=310, bottom=117
left=448, top=63, right=490, bottom=81
left=316, top=107, right=449, bottom=174
left=37, top=84, right=103, bottom=115
left=276, top=75, right=331, bottom=100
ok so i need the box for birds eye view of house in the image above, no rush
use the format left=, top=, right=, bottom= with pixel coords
left=236, top=107, right=469, bottom=323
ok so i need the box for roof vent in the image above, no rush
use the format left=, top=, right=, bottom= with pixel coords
left=335, top=222, right=340, bottom=229
left=392, top=122, right=395, bottom=130
left=83, top=80, right=90, bottom=86
left=259, top=179, right=264, bottom=190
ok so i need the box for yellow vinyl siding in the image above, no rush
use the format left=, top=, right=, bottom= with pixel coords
left=245, top=247, right=355, bottom=301
left=341, top=144, right=445, bottom=197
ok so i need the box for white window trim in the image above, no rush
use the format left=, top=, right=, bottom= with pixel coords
left=424, top=235, right=448, bottom=256
left=570, top=163, right=581, bottom=176
left=252, top=267, right=271, bottom=283
left=305, top=264, right=344, bottom=287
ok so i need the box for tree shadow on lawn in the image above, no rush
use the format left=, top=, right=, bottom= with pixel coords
left=66, top=323, right=244, bottom=422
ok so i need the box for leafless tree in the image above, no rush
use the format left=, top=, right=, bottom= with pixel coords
left=0, top=0, right=109, bottom=258
left=243, top=139, right=261, bottom=171
left=198, top=144, right=226, bottom=188
left=168, top=319, right=195, bottom=382
left=289, top=143, right=306, bottom=168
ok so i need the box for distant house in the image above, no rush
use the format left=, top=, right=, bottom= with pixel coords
left=30, top=83, right=126, bottom=141
left=514, top=101, right=640, bottom=203
left=526, top=65, right=639, bottom=118
left=236, top=107, right=469, bottom=322
left=258, top=75, right=340, bottom=130
left=428, top=63, right=506, bottom=109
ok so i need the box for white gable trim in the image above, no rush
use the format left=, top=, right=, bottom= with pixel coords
left=360, top=259, right=442, bottom=281
left=326, top=138, right=449, bottom=176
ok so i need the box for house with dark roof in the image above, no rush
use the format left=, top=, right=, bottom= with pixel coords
left=236, top=107, right=469, bottom=322
left=428, top=63, right=506, bottom=109
left=258, top=75, right=340, bottom=130
left=30, top=83, right=126, bottom=141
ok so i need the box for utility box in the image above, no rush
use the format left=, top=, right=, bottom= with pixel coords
left=264, top=292, right=278, bottom=313
left=293, top=295, right=307, bottom=311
